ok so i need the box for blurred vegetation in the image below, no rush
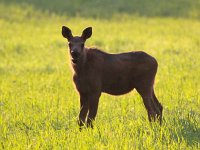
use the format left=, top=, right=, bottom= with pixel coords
left=1, top=0, right=200, bottom=19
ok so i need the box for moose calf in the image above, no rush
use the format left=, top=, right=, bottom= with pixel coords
left=62, top=26, right=163, bottom=128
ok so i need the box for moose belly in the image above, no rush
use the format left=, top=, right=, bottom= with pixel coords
left=102, top=76, right=134, bottom=95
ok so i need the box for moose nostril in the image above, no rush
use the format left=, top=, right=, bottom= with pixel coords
left=71, top=51, right=80, bottom=59
left=71, top=51, right=77, bottom=56
left=71, top=51, right=75, bottom=55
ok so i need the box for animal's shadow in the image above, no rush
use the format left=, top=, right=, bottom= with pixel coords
left=166, top=116, right=200, bottom=146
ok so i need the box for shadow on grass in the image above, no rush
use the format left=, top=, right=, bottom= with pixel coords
left=169, top=116, right=200, bottom=146
left=1, top=0, right=200, bottom=19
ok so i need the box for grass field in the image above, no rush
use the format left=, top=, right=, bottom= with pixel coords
left=0, top=0, right=200, bottom=149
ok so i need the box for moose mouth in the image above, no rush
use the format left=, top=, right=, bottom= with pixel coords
left=71, top=57, right=80, bottom=64
left=71, top=51, right=80, bottom=64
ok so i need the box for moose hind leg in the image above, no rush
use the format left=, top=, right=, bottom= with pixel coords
left=152, top=90, right=163, bottom=124
left=136, top=85, right=159, bottom=122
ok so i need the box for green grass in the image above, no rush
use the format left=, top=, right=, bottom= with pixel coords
left=0, top=0, right=200, bottom=149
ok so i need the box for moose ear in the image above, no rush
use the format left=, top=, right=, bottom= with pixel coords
left=81, top=27, right=92, bottom=41
left=62, top=26, right=73, bottom=41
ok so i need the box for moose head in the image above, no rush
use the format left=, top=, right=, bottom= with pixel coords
left=62, top=26, right=92, bottom=63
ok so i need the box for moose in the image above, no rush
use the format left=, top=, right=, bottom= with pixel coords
left=61, top=26, right=163, bottom=128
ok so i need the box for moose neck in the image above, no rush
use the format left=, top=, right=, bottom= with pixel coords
left=72, top=48, right=87, bottom=75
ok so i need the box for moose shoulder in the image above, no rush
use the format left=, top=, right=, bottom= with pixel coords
left=62, top=26, right=163, bottom=128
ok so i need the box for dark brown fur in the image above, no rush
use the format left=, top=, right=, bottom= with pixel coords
left=62, top=26, right=163, bottom=128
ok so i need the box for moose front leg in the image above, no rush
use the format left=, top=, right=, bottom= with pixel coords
left=78, top=94, right=89, bottom=128
left=86, top=92, right=101, bottom=128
